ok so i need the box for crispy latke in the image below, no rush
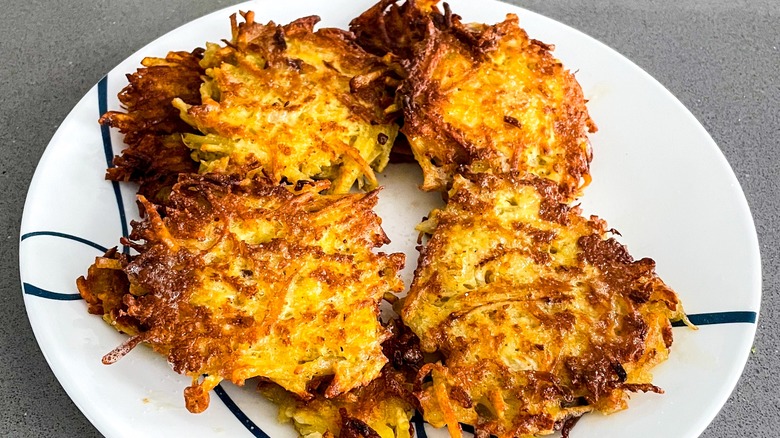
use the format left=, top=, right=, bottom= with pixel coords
left=403, top=173, right=685, bottom=437
left=172, top=12, right=401, bottom=194
left=392, top=4, right=596, bottom=198
left=99, top=50, right=204, bottom=204
left=77, top=174, right=405, bottom=413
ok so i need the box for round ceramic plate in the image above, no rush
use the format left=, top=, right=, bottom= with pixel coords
left=19, top=0, right=761, bottom=437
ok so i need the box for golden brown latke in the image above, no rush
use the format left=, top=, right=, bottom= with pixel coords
left=77, top=174, right=405, bottom=413
left=259, top=319, right=424, bottom=438
left=386, top=3, right=596, bottom=198
left=402, top=173, right=685, bottom=438
left=99, top=49, right=204, bottom=204
left=172, top=12, right=401, bottom=194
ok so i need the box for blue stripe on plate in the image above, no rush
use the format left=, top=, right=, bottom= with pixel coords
left=23, top=283, right=82, bottom=301
left=213, top=384, right=270, bottom=438
left=97, top=76, right=130, bottom=253
left=673, top=311, right=757, bottom=327
left=413, top=410, right=429, bottom=438
left=21, top=231, right=109, bottom=253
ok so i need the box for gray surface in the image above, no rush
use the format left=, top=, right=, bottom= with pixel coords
left=1, top=0, right=776, bottom=436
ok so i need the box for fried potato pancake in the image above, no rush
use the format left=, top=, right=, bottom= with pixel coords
left=259, top=320, right=423, bottom=438
left=393, top=5, right=596, bottom=198
left=99, top=50, right=204, bottom=204
left=402, top=173, right=685, bottom=437
left=171, top=12, right=401, bottom=194
left=77, top=174, right=405, bottom=413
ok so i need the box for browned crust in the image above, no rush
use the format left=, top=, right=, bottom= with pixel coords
left=398, top=10, right=596, bottom=198
left=76, top=248, right=142, bottom=335
left=99, top=49, right=204, bottom=204
left=403, top=172, right=683, bottom=437
left=79, top=174, right=406, bottom=413
left=101, top=49, right=204, bottom=145
left=349, top=0, right=445, bottom=60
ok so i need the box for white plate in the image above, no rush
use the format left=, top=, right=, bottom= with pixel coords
left=19, top=0, right=761, bottom=437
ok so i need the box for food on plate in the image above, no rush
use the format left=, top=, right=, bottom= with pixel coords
left=402, top=172, right=686, bottom=437
left=77, top=174, right=405, bottom=413
left=77, top=2, right=688, bottom=437
left=171, top=12, right=401, bottom=194
left=259, top=319, right=423, bottom=438
left=261, top=374, right=413, bottom=438
left=101, top=12, right=401, bottom=197
left=350, top=0, right=441, bottom=60
left=99, top=49, right=204, bottom=205
left=353, top=0, right=596, bottom=198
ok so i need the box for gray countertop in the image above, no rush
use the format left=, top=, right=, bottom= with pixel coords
left=1, top=0, right=777, bottom=436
